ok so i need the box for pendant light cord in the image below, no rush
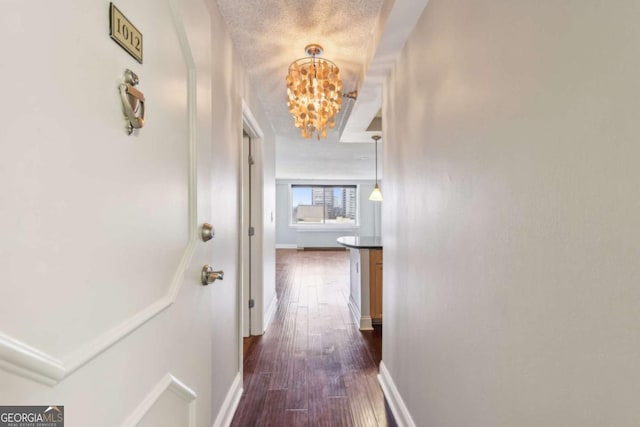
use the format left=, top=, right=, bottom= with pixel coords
left=374, top=136, right=380, bottom=184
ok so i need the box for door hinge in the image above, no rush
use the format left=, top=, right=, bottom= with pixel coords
left=248, top=155, right=255, bottom=165
left=248, top=226, right=255, bottom=236
left=248, top=299, right=255, bottom=309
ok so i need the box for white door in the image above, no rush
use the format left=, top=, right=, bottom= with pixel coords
left=0, top=0, right=240, bottom=425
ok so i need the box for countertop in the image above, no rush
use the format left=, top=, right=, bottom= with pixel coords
left=336, top=236, right=383, bottom=249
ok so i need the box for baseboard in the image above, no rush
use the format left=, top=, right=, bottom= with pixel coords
left=212, top=372, right=243, bottom=427
left=263, top=294, right=278, bottom=332
left=347, top=295, right=373, bottom=331
left=359, top=315, right=373, bottom=330
left=275, top=244, right=297, bottom=249
left=378, top=361, right=416, bottom=427
left=347, top=295, right=361, bottom=326
left=301, top=247, right=346, bottom=251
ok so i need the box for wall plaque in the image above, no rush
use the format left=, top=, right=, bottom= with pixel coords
left=109, top=3, right=143, bottom=64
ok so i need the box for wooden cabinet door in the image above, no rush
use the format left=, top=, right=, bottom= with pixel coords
left=370, top=249, right=383, bottom=322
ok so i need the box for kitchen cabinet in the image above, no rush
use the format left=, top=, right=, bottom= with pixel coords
left=337, top=236, right=383, bottom=330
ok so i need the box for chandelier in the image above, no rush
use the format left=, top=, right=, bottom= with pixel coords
left=286, top=44, right=343, bottom=139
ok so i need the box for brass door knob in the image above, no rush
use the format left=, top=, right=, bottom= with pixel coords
left=201, top=223, right=215, bottom=242
left=201, top=265, right=224, bottom=285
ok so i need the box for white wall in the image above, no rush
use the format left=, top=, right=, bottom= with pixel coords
left=206, top=0, right=276, bottom=414
left=276, top=180, right=382, bottom=248
left=261, top=135, right=277, bottom=332
left=382, top=0, right=640, bottom=426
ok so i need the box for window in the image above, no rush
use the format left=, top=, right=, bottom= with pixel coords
left=291, top=185, right=357, bottom=225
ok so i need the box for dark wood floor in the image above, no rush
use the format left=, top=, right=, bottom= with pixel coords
left=231, top=249, right=396, bottom=427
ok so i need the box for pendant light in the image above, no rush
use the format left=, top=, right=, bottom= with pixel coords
left=369, top=135, right=383, bottom=201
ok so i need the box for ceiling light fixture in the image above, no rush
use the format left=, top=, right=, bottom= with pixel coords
left=286, top=44, right=344, bottom=140
left=369, top=135, right=383, bottom=202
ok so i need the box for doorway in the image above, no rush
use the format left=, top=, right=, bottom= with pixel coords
left=241, top=103, right=264, bottom=341
left=241, top=130, right=254, bottom=337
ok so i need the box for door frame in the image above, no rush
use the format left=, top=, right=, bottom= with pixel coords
left=240, top=101, right=264, bottom=358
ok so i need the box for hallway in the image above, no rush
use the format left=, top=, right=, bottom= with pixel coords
left=231, top=250, right=396, bottom=426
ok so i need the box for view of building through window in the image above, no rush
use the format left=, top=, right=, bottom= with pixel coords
left=291, top=185, right=357, bottom=224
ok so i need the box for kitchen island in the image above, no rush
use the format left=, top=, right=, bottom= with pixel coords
left=337, top=236, right=383, bottom=330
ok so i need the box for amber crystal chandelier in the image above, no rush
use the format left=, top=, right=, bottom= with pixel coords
left=286, top=44, right=343, bottom=139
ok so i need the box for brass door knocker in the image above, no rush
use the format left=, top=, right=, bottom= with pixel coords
left=119, top=69, right=145, bottom=135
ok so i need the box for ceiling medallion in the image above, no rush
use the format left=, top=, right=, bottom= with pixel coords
left=286, top=44, right=343, bottom=140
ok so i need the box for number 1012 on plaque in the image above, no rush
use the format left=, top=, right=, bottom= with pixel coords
left=110, top=3, right=143, bottom=64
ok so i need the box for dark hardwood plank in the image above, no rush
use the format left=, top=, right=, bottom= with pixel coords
left=259, top=390, right=287, bottom=427
left=230, top=372, right=271, bottom=427
left=307, top=366, right=332, bottom=426
left=243, top=336, right=264, bottom=379
left=231, top=249, right=396, bottom=426
left=327, top=397, right=355, bottom=427
left=284, top=410, right=309, bottom=426
left=285, top=355, right=308, bottom=410
left=365, top=369, right=397, bottom=427
left=344, top=369, right=379, bottom=427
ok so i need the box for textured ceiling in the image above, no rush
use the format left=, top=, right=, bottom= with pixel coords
left=215, top=0, right=430, bottom=179
left=216, top=0, right=386, bottom=139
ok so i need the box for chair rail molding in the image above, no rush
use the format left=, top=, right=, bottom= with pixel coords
left=120, top=373, right=197, bottom=427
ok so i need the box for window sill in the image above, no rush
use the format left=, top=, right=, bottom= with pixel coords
left=290, top=224, right=360, bottom=232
